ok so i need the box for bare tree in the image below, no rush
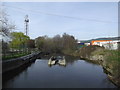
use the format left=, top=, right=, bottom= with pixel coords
left=0, top=6, right=15, bottom=38
left=0, top=5, right=16, bottom=58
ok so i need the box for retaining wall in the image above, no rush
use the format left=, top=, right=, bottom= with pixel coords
left=2, top=52, right=41, bottom=74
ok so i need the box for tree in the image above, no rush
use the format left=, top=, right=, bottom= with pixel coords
left=35, top=33, right=78, bottom=55
left=27, top=39, right=35, bottom=49
left=0, top=8, right=16, bottom=57
left=2, top=40, right=9, bottom=57
left=35, top=36, right=54, bottom=52
left=0, top=9, right=15, bottom=38
left=10, top=32, right=30, bottom=51
left=35, top=36, right=46, bottom=51
left=53, top=35, right=62, bottom=53
left=62, top=33, right=77, bottom=54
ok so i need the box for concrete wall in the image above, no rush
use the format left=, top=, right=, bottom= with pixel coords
left=2, top=52, right=41, bottom=74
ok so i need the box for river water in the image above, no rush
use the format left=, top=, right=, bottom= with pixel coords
left=3, top=56, right=116, bottom=88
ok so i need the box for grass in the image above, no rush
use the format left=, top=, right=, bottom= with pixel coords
left=92, top=49, right=120, bottom=77
left=92, top=49, right=120, bottom=62
left=2, top=52, right=31, bottom=60
left=107, top=50, right=120, bottom=62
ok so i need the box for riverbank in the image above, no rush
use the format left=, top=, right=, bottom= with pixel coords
left=77, top=45, right=120, bottom=87
left=39, top=46, right=120, bottom=87
left=2, top=52, right=41, bottom=74
left=2, top=52, right=31, bottom=60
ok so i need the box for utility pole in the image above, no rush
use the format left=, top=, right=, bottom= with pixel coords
left=24, top=15, right=29, bottom=36
left=24, top=15, right=29, bottom=53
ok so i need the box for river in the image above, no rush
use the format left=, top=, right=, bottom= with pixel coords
left=3, top=55, right=116, bottom=88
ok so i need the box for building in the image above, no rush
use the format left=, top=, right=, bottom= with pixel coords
left=91, top=40, right=111, bottom=46
left=77, top=40, right=90, bottom=48
left=84, top=42, right=91, bottom=46
left=91, top=40, right=120, bottom=50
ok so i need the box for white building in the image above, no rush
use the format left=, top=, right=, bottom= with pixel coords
left=84, top=43, right=90, bottom=46
left=92, top=40, right=120, bottom=50
left=102, top=40, right=120, bottom=50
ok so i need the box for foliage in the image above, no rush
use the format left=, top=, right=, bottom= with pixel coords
left=62, top=33, right=77, bottom=54
left=2, top=40, right=9, bottom=57
left=0, top=10, right=16, bottom=58
left=2, top=52, right=31, bottom=60
left=92, top=49, right=120, bottom=62
left=35, top=33, right=78, bottom=55
left=27, top=39, right=36, bottom=49
left=105, top=50, right=120, bottom=62
left=2, top=40, right=9, bottom=51
left=78, top=45, right=105, bottom=58
left=35, top=36, right=47, bottom=51
left=9, top=32, right=30, bottom=49
left=103, top=50, right=120, bottom=85
left=89, top=48, right=120, bottom=85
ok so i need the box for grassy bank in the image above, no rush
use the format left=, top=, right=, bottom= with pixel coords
left=2, top=52, right=31, bottom=60
left=92, top=49, right=120, bottom=62
left=92, top=49, right=120, bottom=71
left=101, top=50, right=120, bottom=86
left=74, top=45, right=120, bottom=87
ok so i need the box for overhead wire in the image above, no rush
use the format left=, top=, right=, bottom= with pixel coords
left=3, top=4, right=118, bottom=23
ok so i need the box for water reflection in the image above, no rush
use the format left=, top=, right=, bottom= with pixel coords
left=2, top=61, right=35, bottom=86
left=3, top=56, right=116, bottom=88
left=48, top=64, right=66, bottom=67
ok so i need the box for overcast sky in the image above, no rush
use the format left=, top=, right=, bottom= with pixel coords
left=3, top=2, right=118, bottom=40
